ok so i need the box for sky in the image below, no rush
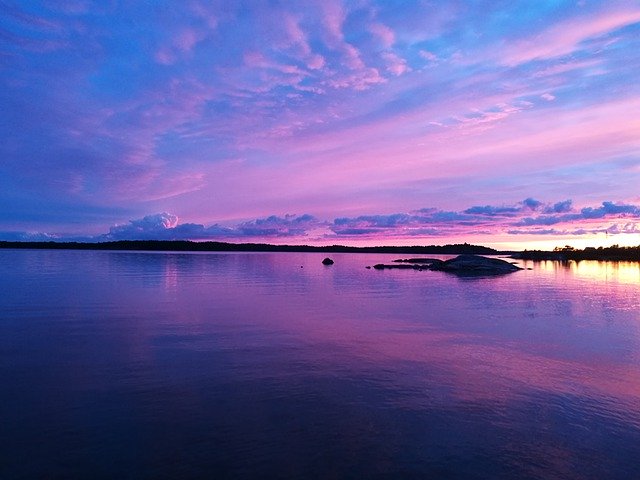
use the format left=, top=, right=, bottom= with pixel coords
left=1, top=0, right=639, bottom=249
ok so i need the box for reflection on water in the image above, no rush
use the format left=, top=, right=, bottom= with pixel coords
left=522, top=258, right=640, bottom=285
left=1, top=250, right=639, bottom=479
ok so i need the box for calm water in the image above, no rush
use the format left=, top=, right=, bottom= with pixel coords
left=1, top=250, right=640, bottom=479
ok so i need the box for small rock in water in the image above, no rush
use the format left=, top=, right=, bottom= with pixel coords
left=322, top=257, right=334, bottom=265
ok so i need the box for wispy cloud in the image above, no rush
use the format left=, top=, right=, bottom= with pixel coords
left=368, top=22, right=395, bottom=48
left=497, top=8, right=640, bottom=66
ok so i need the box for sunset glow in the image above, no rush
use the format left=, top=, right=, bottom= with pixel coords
left=2, top=1, right=639, bottom=248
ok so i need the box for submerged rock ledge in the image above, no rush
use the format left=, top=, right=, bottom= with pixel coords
left=373, top=255, right=522, bottom=276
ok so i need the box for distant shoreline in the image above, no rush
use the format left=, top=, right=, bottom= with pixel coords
left=512, top=246, right=640, bottom=262
left=2, top=240, right=639, bottom=261
left=0, top=240, right=504, bottom=255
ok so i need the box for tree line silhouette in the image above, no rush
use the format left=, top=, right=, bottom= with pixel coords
left=0, top=240, right=499, bottom=255
left=514, top=244, right=640, bottom=261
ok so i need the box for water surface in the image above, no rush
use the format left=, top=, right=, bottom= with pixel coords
left=1, top=250, right=639, bottom=479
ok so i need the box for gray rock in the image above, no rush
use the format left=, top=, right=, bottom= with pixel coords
left=370, top=255, right=522, bottom=276
left=429, top=254, right=522, bottom=275
left=322, top=257, right=334, bottom=265
left=373, top=263, right=419, bottom=270
left=392, top=258, right=444, bottom=265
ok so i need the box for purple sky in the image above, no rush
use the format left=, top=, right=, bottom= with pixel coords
left=1, top=1, right=639, bottom=248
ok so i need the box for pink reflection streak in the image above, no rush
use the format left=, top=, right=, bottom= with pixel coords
left=294, top=318, right=640, bottom=408
left=101, top=252, right=640, bottom=436
left=167, top=256, right=640, bottom=408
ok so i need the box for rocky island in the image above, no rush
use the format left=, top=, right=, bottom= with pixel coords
left=373, top=254, right=522, bottom=275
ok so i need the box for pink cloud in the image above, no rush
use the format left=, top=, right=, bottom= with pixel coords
left=218, top=87, right=639, bottom=222
left=53, top=76, right=218, bottom=202
left=307, top=54, right=326, bottom=70
left=419, top=50, right=438, bottom=62
left=324, top=67, right=385, bottom=90
left=243, top=50, right=267, bottom=68
left=449, top=97, right=640, bottom=170
left=282, top=13, right=311, bottom=55
left=342, top=43, right=365, bottom=70
left=532, top=58, right=603, bottom=78
left=607, top=223, right=640, bottom=234
left=449, top=101, right=533, bottom=134
left=175, top=28, right=201, bottom=52
left=382, top=52, right=410, bottom=76
left=321, top=0, right=346, bottom=41
left=368, top=22, right=395, bottom=47
left=280, top=12, right=326, bottom=70
left=67, top=198, right=640, bottom=245
left=189, top=1, right=218, bottom=30
left=154, top=48, right=175, bottom=65
left=244, top=50, right=309, bottom=76
left=100, top=212, right=324, bottom=241
left=500, top=9, right=640, bottom=65
left=320, top=0, right=365, bottom=70
left=133, top=171, right=207, bottom=202
left=154, top=24, right=209, bottom=65
left=6, top=0, right=639, bottom=251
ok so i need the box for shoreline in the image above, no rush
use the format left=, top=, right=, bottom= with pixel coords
left=512, top=247, right=640, bottom=262
left=0, top=240, right=504, bottom=255
left=1, top=240, right=639, bottom=261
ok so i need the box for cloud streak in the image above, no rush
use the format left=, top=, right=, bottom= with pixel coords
left=497, top=8, right=640, bottom=66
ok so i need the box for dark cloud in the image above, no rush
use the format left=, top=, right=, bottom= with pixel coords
left=332, top=228, right=380, bottom=236
left=3, top=200, right=640, bottom=242
left=508, top=227, right=598, bottom=236
left=331, top=211, right=444, bottom=236
left=105, top=213, right=181, bottom=240
left=507, top=228, right=564, bottom=235
left=522, top=197, right=543, bottom=210
left=515, top=215, right=566, bottom=226
left=235, top=214, right=320, bottom=237
left=606, top=223, right=640, bottom=234
left=330, top=209, right=485, bottom=236
left=464, top=198, right=542, bottom=216
left=330, top=199, right=640, bottom=238
left=580, top=201, right=640, bottom=219
left=100, top=213, right=321, bottom=241
left=334, top=213, right=413, bottom=228
left=516, top=201, right=640, bottom=227
left=464, top=205, right=520, bottom=216
left=331, top=199, right=549, bottom=236
left=544, top=199, right=572, bottom=213
left=421, top=210, right=471, bottom=222
left=97, top=201, right=640, bottom=241
left=508, top=221, right=640, bottom=236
